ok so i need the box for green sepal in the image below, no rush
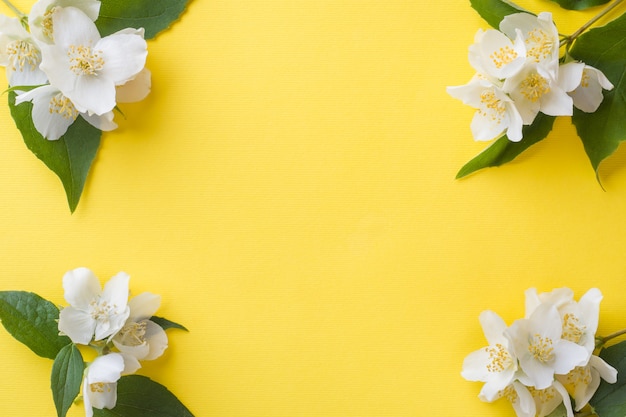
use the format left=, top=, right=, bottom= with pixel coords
left=548, top=0, right=610, bottom=10
left=469, top=0, right=528, bottom=29
left=569, top=12, right=626, bottom=177
left=51, top=344, right=84, bottom=417
left=96, top=0, right=190, bottom=39
left=92, top=375, right=194, bottom=417
left=589, top=340, right=626, bottom=416
left=0, top=291, right=71, bottom=359
left=457, top=113, right=556, bottom=178
left=8, top=92, right=101, bottom=213
left=150, top=316, right=189, bottom=331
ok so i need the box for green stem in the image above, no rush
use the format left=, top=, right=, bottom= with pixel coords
left=561, top=0, right=626, bottom=47
left=0, top=0, right=25, bottom=18
left=596, top=328, right=626, bottom=348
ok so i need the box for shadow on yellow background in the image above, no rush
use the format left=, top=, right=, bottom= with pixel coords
left=1, top=0, right=626, bottom=416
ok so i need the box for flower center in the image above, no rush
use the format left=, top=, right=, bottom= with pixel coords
left=479, top=90, right=506, bottom=123
left=562, top=313, right=585, bottom=344
left=528, top=385, right=557, bottom=404
left=49, top=93, right=78, bottom=120
left=528, top=334, right=554, bottom=363
left=68, top=45, right=104, bottom=76
left=490, top=45, right=518, bottom=69
left=526, top=28, right=554, bottom=63
left=42, top=8, right=57, bottom=42
left=90, top=382, right=113, bottom=394
left=90, top=299, right=119, bottom=322
left=486, top=343, right=513, bottom=373
left=520, top=73, right=550, bottom=102
left=117, top=321, right=148, bottom=346
left=565, top=366, right=592, bottom=387
left=6, top=40, right=41, bottom=72
left=500, top=385, right=518, bottom=403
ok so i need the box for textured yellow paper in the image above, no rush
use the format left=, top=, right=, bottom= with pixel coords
left=1, top=0, right=626, bottom=416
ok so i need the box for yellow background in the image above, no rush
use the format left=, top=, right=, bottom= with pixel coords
left=1, top=0, right=626, bottom=416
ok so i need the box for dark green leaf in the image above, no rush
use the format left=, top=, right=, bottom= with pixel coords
left=96, top=0, right=190, bottom=39
left=548, top=0, right=610, bottom=10
left=9, top=92, right=101, bottom=213
left=457, top=113, right=556, bottom=178
left=92, top=375, right=194, bottom=417
left=469, top=0, right=528, bottom=29
left=51, top=344, right=84, bottom=417
left=150, top=316, right=189, bottom=332
left=589, top=340, right=626, bottom=416
left=570, top=13, right=626, bottom=176
left=0, top=291, right=71, bottom=359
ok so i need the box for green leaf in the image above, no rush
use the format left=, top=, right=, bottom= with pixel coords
left=469, top=0, right=527, bottom=29
left=570, top=13, right=626, bottom=176
left=589, top=340, right=626, bottom=416
left=8, top=92, right=101, bottom=213
left=0, top=291, right=71, bottom=359
left=548, top=0, right=610, bottom=10
left=92, top=375, right=194, bottom=417
left=457, top=113, right=556, bottom=178
left=150, top=316, right=189, bottom=332
left=51, top=344, right=84, bottom=417
left=96, top=0, right=190, bottom=39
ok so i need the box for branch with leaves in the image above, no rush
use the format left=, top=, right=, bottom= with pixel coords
left=0, top=267, right=193, bottom=417
left=450, top=0, right=626, bottom=183
left=0, top=0, right=190, bottom=212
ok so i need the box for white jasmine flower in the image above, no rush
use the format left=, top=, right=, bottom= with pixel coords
left=447, top=76, right=523, bottom=141
left=525, top=287, right=602, bottom=355
left=565, top=64, right=614, bottom=113
left=39, top=6, right=148, bottom=115
left=462, top=310, right=519, bottom=400
left=113, top=292, right=168, bottom=374
left=504, top=62, right=573, bottom=124
left=483, top=381, right=536, bottom=417
left=83, top=353, right=124, bottom=417
left=0, top=15, right=47, bottom=87
left=556, top=355, right=617, bottom=412
left=28, top=0, right=100, bottom=44
left=58, top=267, right=130, bottom=345
left=529, top=380, right=574, bottom=417
left=505, top=303, right=589, bottom=390
left=468, top=28, right=526, bottom=79
left=500, top=12, right=560, bottom=76
left=15, top=85, right=117, bottom=140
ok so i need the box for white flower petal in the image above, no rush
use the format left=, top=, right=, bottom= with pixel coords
left=62, top=267, right=101, bottom=308
left=479, top=310, right=507, bottom=345
left=102, top=272, right=130, bottom=309
left=589, top=354, right=617, bottom=383
left=144, top=320, right=168, bottom=360
left=128, top=292, right=161, bottom=321
left=81, top=111, right=118, bottom=132
left=97, top=33, right=148, bottom=85
left=552, top=339, right=589, bottom=375
left=116, top=68, right=151, bottom=103
left=51, top=6, right=100, bottom=48
left=558, top=62, right=585, bottom=93
left=58, top=307, right=96, bottom=344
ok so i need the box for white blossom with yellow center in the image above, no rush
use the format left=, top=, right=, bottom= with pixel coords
left=28, top=0, right=101, bottom=44
left=468, top=28, right=526, bottom=80
left=559, top=62, right=614, bottom=113
left=447, top=76, right=523, bottom=142
left=82, top=353, right=125, bottom=417
left=500, top=12, right=560, bottom=77
left=58, top=267, right=130, bottom=344
left=462, top=310, right=519, bottom=402
left=113, top=292, right=169, bottom=374
left=505, top=303, right=588, bottom=390
left=39, top=6, right=147, bottom=116
left=504, top=63, right=573, bottom=125
left=0, top=15, right=47, bottom=87
left=482, top=381, right=535, bottom=417
left=15, top=84, right=117, bottom=140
